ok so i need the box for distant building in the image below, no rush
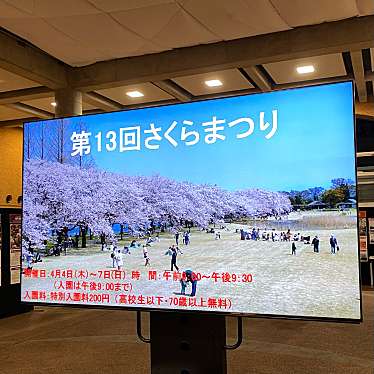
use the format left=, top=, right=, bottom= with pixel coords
left=336, top=199, right=357, bottom=209
left=306, top=201, right=327, bottom=210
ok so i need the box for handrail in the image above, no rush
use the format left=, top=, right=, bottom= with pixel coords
left=136, top=311, right=151, bottom=344
left=224, top=316, right=242, bottom=350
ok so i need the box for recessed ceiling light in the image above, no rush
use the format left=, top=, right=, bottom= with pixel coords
left=126, top=90, right=144, bottom=98
left=205, top=79, right=223, bottom=87
left=296, top=65, right=315, bottom=74
left=51, top=102, right=57, bottom=107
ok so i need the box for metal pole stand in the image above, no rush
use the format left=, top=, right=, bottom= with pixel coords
left=137, top=311, right=243, bottom=374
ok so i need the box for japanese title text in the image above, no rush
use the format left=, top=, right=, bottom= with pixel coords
left=70, top=110, right=278, bottom=156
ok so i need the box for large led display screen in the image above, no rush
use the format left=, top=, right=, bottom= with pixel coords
left=21, top=82, right=361, bottom=320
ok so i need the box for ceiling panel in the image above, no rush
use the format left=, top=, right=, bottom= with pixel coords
left=21, top=97, right=97, bottom=113
left=172, top=69, right=254, bottom=96
left=180, top=0, right=290, bottom=40
left=263, top=54, right=347, bottom=84
left=0, top=105, right=31, bottom=121
left=112, top=4, right=218, bottom=49
left=271, top=0, right=358, bottom=27
left=47, top=13, right=146, bottom=57
left=96, top=83, right=174, bottom=105
left=0, top=0, right=100, bottom=17
left=356, top=0, right=374, bottom=15
left=0, top=0, right=38, bottom=18
left=110, top=3, right=183, bottom=41
left=0, top=68, right=40, bottom=92
left=148, top=7, right=218, bottom=48
left=0, top=17, right=108, bottom=66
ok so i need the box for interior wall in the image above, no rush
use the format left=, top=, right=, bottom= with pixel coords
left=356, top=117, right=374, bottom=204
left=0, top=127, right=23, bottom=209
left=360, top=207, right=374, bottom=285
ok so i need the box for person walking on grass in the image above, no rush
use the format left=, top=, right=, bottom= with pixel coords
left=100, top=233, right=106, bottom=251
left=114, top=247, right=123, bottom=270
left=184, top=231, right=190, bottom=246
left=330, top=234, right=338, bottom=254
left=143, top=245, right=150, bottom=266
left=110, top=243, right=116, bottom=268
left=312, top=235, right=320, bottom=253
left=175, top=232, right=180, bottom=246
left=171, top=245, right=179, bottom=272
left=292, top=242, right=296, bottom=255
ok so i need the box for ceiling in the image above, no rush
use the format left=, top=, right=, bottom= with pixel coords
left=263, top=53, right=347, bottom=84
left=0, top=67, right=39, bottom=92
left=97, top=83, right=174, bottom=105
left=0, top=0, right=372, bottom=66
left=0, top=105, right=29, bottom=121
left=172, top=69, right=254, bottom=96
left=0, top=1, right=372, bottom=123
left=21, top=96, right=96, bottom=113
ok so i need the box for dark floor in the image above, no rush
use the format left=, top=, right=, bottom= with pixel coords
left=0, top=291, right=373, bottom=374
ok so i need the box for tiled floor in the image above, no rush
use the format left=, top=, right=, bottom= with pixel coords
left=0, top=290, right=372, bottom=374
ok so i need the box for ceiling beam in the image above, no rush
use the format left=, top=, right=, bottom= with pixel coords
left=274, top=75, right=353, bottom=90
left=68, top=15, right=374, bottom=91
left=152, top=80, right=193, bottom=102
left=241, top=66, right=272, bottom=91
left=350, top=50, right=367, bottom=102
left=355, top=101, right=374, bottom=119
left=364, top=71, right=374, bottom=81
left=122, top=99, right=179, bottom=111
left=0, top=86, right=53, bottom=105
left=365, top=71, right=374, bottom=96
left=5, top=103, right=53, bottom=119
left=0, top=118, right=36, bottom=127
left=82, top=108, right=105, bottom=115
left=358, top=166, right=374, bottom=173
left=359, top=201, right=374, bottom=207
left=358, top=180, right=374, bottom=185
left=357, top=152, right=374, bottom=158
left=82, top=91, right=123, bottom=111
left=0, top=28, right=68, bottom=89
left=192, top=88, right=259, bottom=101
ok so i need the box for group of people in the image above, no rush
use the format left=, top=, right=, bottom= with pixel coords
left=238, top=227, right=340, bottom=256
left=106, top=229, right=200, bottom=297
left=107, top=230, right=194, bottom=271
left=239, top=227, right=296, bottom=242
left=105, top=231, right=198, bottom=297
left=106, top=237, right=148, bottom=270
left=175, top=231, right=191, bottom=246
left=292, top=234, right=339, bottom=255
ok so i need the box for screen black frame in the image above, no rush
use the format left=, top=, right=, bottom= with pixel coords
left=20, top=80, right=363, bottom=323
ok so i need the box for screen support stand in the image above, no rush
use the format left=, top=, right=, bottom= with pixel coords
left=136, top=311, right=242, bottom=374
